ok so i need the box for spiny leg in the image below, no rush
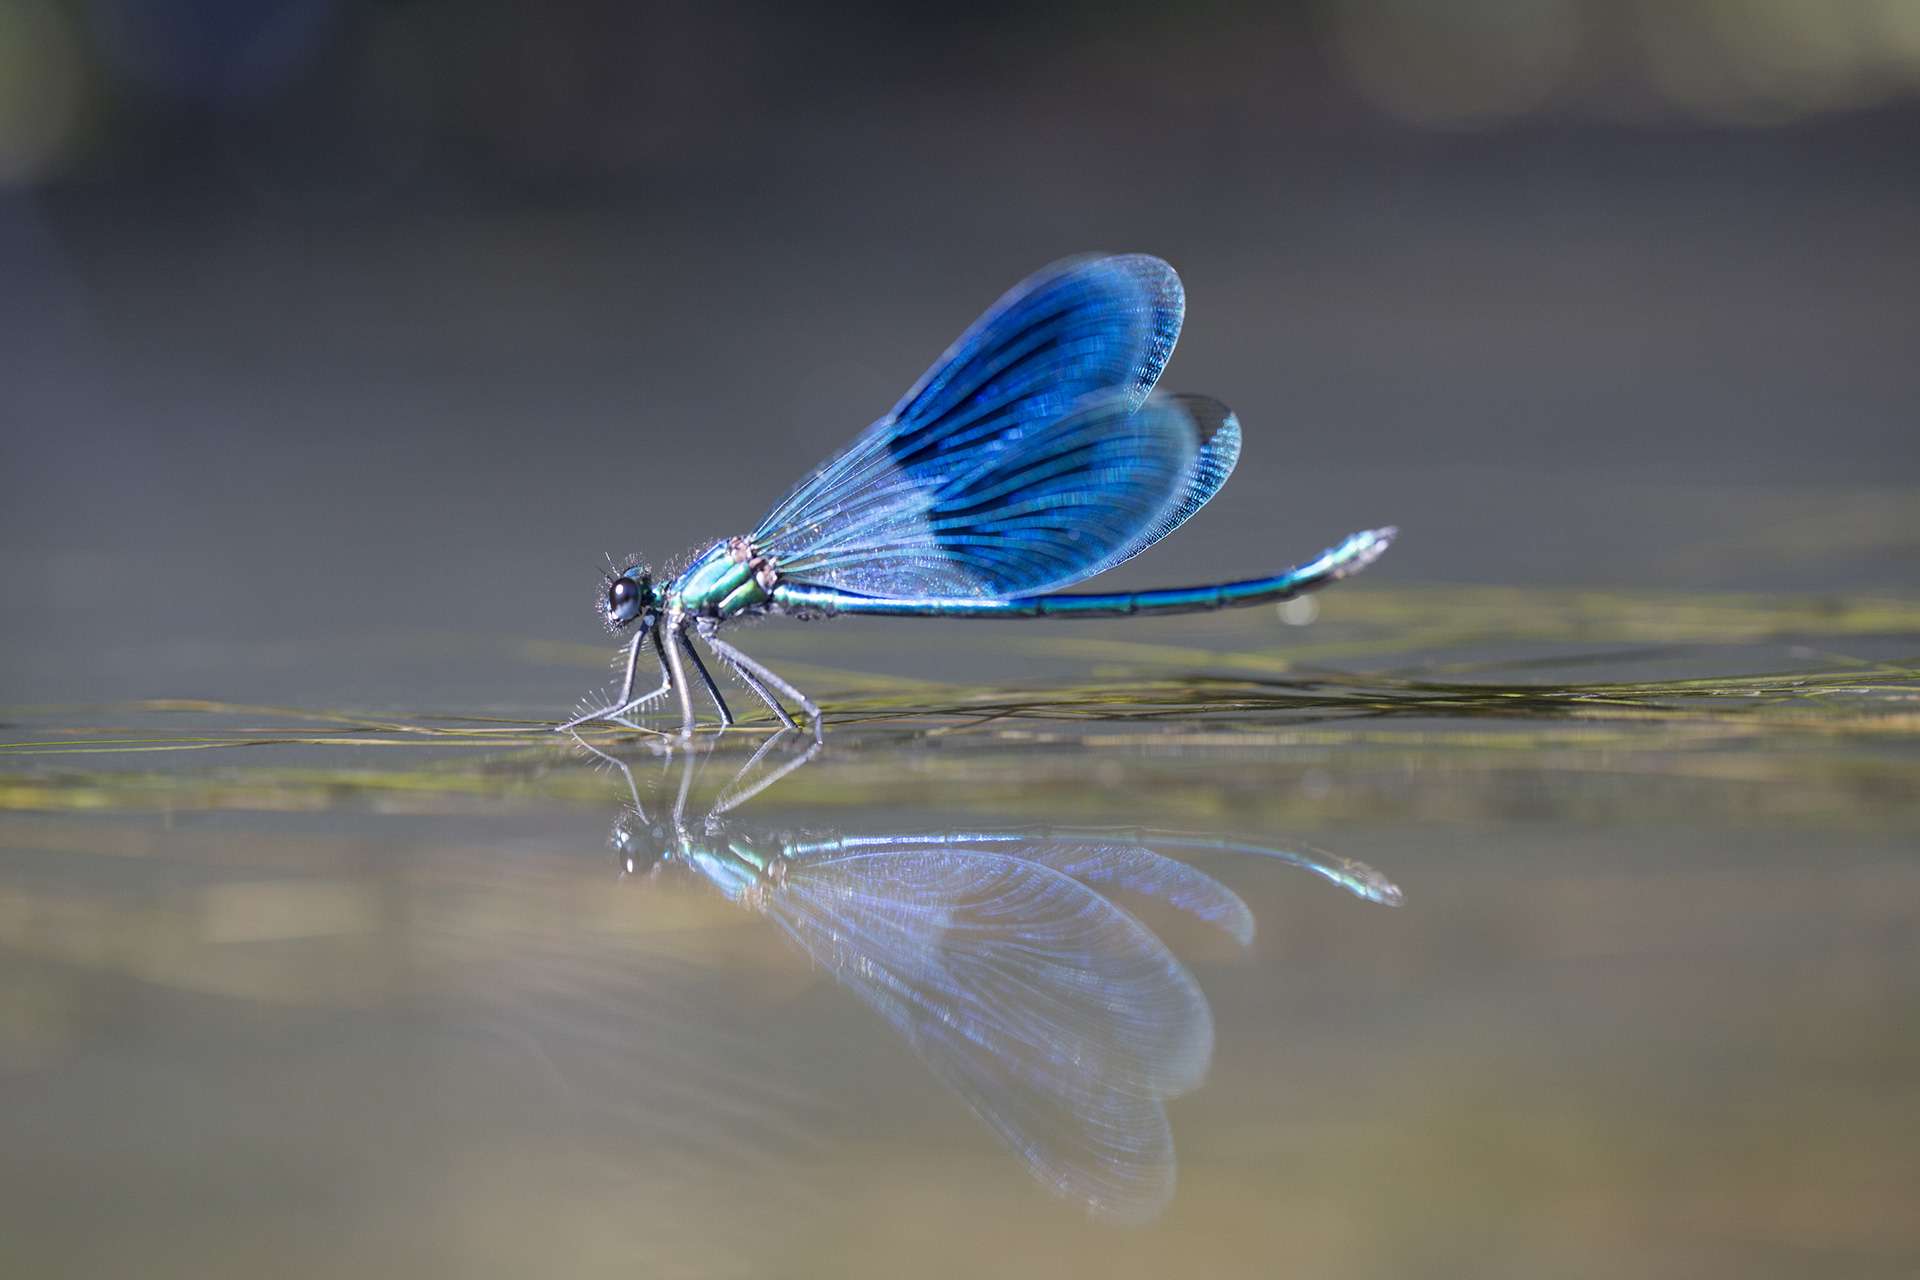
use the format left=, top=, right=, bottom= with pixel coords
left=661, top=617, right=699, bottom=736
left=696, top=621, right=797, bottom=731
left=555, top=619, right=654, bottom=731
left=609, top=635, right=676, bottom=730
left=724, top=657, right=799, bottom=732
left=676, top=627, right=734, bottom=727
left=697, top=622, right=797, bottom=732
left=701, top=630, right=823, bottom=740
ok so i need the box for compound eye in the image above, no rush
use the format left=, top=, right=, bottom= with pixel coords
left=608, top=579, right=636, bottom=610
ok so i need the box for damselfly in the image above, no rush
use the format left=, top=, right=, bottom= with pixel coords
left=561, top=254, right=1396, bottom=737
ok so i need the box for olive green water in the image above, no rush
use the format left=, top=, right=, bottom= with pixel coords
left=3, top=587, right=1916, bottom=1279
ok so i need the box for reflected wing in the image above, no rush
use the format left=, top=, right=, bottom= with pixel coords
left=829, top=831, right=1255, bottom=945
left=767, top=848, right=1213, bottom=1222
left=753, top=255, right=1226, bottom=599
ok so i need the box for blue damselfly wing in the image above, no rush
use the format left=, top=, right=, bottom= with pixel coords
left=750, top=256, right=1241, bottom=600
left=1074, top=394, right=1241, bottom=581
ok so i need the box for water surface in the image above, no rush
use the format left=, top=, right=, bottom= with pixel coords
left=3, top=591, right=1915, bottom=1278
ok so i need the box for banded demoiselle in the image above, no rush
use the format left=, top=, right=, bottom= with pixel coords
left=560, top=254, right=1396, bottom=737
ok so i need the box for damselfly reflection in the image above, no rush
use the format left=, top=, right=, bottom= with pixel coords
left=576, top=734, right=1400, bottom=1223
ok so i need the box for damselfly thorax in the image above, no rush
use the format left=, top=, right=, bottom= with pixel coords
left=672, top=537, right=781, bottom=618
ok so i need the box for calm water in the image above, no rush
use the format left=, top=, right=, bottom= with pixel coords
left=2, top=593, right=1916, bottom=1278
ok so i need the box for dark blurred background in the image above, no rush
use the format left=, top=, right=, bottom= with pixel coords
left=3, top=0, right=1917, bottom=707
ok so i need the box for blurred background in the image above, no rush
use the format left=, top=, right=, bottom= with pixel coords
left=2, top=0, right=1916, bottom=708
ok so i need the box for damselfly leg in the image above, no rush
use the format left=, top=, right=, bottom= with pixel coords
left=607, top=628, right=678, bottom=728
left=700, top=627, right=824, bottom=741
left=560, top=616, right=796, bottom=736
left=693, top=619, right=798, bottom=732
left=676, top=627, right=734, bottom=728
left=557, top=619, right=672, bottom=731
left=705, top=647, right=798, bottom=730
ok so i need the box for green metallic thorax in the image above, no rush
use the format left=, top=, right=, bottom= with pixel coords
left=630, top=827, right=791, bottom=907
left=670, top=538, right=774, bottom=617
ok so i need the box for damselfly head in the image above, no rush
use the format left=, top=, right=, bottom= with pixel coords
left=600, top=561, right=654, bottom=632
left=609, top=809, right=670, bottom=877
